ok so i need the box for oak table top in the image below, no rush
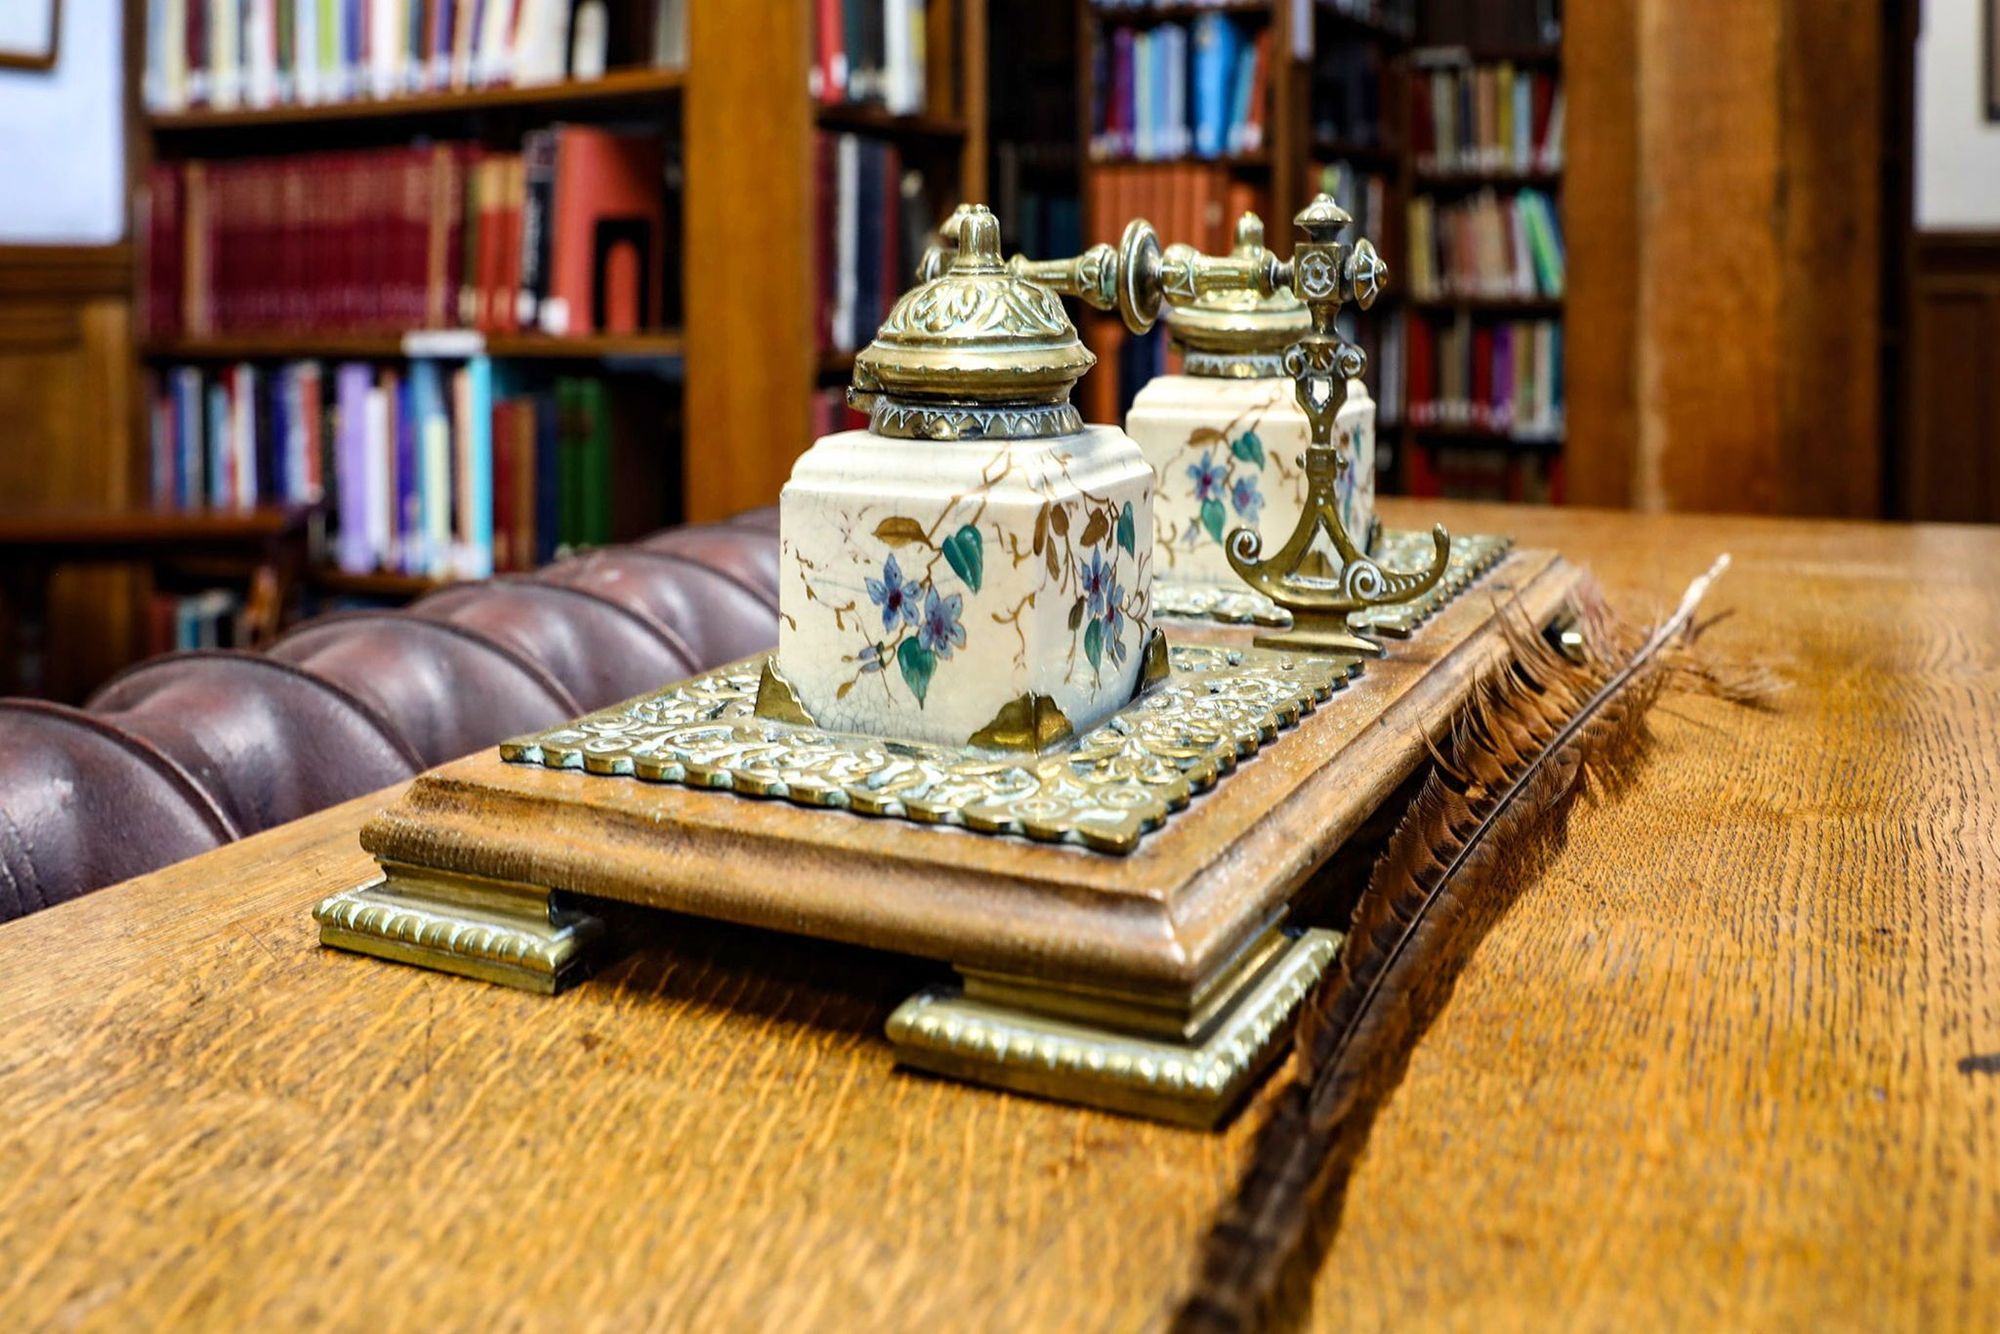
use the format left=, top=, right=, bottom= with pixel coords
left=3, top=499, right=1996, bottom=1330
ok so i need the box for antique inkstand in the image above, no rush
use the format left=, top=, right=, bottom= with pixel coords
left=314, top=201, right=1578, bottom=1126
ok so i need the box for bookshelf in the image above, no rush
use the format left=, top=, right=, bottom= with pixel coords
left=1069, top=0, right=1564, bottom=504
left=127, top=0, right=990, bottom=636
left=685, top=0, right=986, bottom=521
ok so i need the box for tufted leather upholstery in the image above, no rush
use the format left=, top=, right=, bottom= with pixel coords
left=0, top=511, right=779, bottom=924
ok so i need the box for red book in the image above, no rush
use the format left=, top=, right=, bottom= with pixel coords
left=1470, top=325, right=1494, bottom=428
left=543, top=128, right=665, bottom=336
left=815, top=0, right=845, bottom=104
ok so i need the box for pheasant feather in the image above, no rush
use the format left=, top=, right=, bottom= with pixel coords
left=1174, top=556, right=1771, bottom=1333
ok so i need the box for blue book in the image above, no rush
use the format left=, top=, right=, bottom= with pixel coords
left=408, top=358, right=447, bottom=577
left=206, top=380, right=230, bottom=509
left=463, top=355, right=495, bottom=579
left=1192, top=15, right=1234, bottom=160
left=175, top=367, right=201, bottom=508
left=533, top=390, right=561, bottom=566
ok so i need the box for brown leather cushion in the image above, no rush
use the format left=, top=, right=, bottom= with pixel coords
left=0, top=701, right=235, bottom=921
left=0, top=515, right=779, bottom=924
left=536, top=549, right=776, bottom=666
left=410, top=579, right=699, bottom=711
left=89, top=652, right=421, bottom=835
left=270, top=613, right=580, bottom=769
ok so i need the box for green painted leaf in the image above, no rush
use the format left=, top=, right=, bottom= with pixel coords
left=1116, top=501, right=1136, bottom=555
left=1200, top=498, right=1226, bottom=543
left=873, top=516, right=930, bottom=547
left=1068, top=597, right=1087, bottom=631
left=898, top=638, right=937, bottom=706
left=940, top=524, right=984, bottom=592
left=1231, top=431, right=1266, bottom=469
left=1084, top=618, right=1104, bottom=670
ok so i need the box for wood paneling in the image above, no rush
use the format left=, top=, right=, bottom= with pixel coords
left=0, top=245, right=139, bottom=698
left=1904, top=232, right=2000, bottom=522
left=2, top=498, right=1998, bottom=1327
left=1566, top=0, right=1885, bottom=517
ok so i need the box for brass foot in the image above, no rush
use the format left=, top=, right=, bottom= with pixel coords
left=314, top=863, right=607, bottom=994
left=1252, top=619, right=1386, bottom=658
left=886, top=926, right=1341, bottom=1127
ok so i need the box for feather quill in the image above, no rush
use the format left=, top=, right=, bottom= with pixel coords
left=1174, top=556, right=1771, bottom=1334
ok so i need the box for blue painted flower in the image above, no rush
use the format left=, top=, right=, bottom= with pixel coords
left=1081, top=547, right=1113, bottom=615
left=1231, top=475, right=1264, bottom=524
left=1187, top=450, right=1227, bottom=503
left=865, top=553, right=921, bottom=632
left=857, top=642, right=886, bottom=673
left=918, top=587, right=966, bottom=658
left=1104, top=583, right=1128, bottom=661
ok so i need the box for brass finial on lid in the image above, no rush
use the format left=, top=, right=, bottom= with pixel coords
left=1166, top=213, right=1310, bottom=379
left=849, top=204, right=1097, bottom=442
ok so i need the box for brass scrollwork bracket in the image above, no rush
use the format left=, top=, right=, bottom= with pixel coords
left=1226, top=197, right=1446, bottom=657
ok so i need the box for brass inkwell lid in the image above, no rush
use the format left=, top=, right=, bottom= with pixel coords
left=1165, top=213, right=1309, bottom=380
left=849, top=204, right=1096, bottom=441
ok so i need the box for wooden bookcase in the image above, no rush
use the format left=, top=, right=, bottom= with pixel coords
left=129, top=0, right=989, bottom=582
left=1069, top=0, right=1565, bottom=501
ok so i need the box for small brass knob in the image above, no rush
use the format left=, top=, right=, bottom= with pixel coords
left=1346, top=239, right=1387, bottom=311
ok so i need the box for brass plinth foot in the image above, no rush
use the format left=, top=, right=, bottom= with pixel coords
left=887, top=927, right=1341, bottom=1127
left=1252, top=616, right=1386, bottom=659
left=314, top=863, right=607, bottom=994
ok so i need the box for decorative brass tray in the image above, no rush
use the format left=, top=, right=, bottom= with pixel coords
left=315, top=547, right=1578, bottom=1127
left=1153, top=529, right=1511, bottom=631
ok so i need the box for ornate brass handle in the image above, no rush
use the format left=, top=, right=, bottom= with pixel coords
left=1006, top=219, right=1288, bottom=334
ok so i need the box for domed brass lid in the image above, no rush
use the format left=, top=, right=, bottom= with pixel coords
left=850, top=204, right=1097, bottom=441
left=1166, top=213, right=1309, bottom=380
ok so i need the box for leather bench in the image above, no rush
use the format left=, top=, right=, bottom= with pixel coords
left=0, top=510, right=780, bottom=923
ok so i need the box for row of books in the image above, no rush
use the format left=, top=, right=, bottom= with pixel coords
left=1404, top=316, right=1563, bottom=440
left=148, top=589, right=249, bottom=654
left=1411, top=61, right=1564, bottom=174
left=146, top=360, right=630, bottom=579
left=1417, top=0, right=1560, bottom=51
left=141, top=128, right=674, bottom=339
left=1315, top=161, right=1392, bottom=254
left=1319, top=0, right=1416, bottom=40
left=1090, top=16, right=1271, bottom=161
left=814, top=132, right=930, bottom=355
left=1404, top=188, right=1564, bottom=301
left=143, top=0, right=687, bottom=113
left=1405, top=449, right=1563, bottom=504
left=1309, top=42, right=1390, bottom=149
left=810, top=0, right=931, bottom=115
left=1082, top=163, right=1267, bottom=421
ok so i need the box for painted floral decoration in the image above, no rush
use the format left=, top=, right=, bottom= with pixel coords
left=1166, top=402, right=1291, bottom=556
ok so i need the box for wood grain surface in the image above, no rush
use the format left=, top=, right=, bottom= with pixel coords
left=2, top=499, right=1996, bottom=1330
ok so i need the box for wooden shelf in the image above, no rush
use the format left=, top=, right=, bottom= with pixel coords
left=1088, top=150, right=1272, bottom=169
left=142, top=330, right=685, bottom=362
left=814, top=105, right=969, bottom=142
left=1410, top=295, right=1564, bottom=316
left=308, top=567, right=457, bottom=600
left=1315, top=1, right=1416, bottom=43
left=1402, top=422, right=1565, bottom=451
left=1311, top=137, right=1402, bottom=167
left=148, top=68, right=685, bottom=133
left=1089, top=1, right=1273, bottom=24
left=1413, top=166, right=1564, bottom=189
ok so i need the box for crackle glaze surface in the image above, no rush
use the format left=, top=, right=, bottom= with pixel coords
left=777, top=426, right=1155, bottom=747
left=1128, top=373, right=1375, bottom=588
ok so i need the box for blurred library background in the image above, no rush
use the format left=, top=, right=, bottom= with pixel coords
left=0, top=0, right=1992, bottom=701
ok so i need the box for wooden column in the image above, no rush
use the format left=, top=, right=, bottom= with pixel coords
left=1565, top=0, right=1884, bottom=516
left=683, top=0, right=817, bottom=522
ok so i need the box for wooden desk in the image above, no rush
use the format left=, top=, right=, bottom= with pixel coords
left=2, top=500, right=1994, bottom=1328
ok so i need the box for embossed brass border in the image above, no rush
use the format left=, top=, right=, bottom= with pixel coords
left=502, top=642, right=1358, bottom=855
left=888, top=927, right=1342, bottom=1127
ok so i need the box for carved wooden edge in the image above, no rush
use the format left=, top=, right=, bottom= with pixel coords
left=888, top=928, right=1342, bottom=1127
